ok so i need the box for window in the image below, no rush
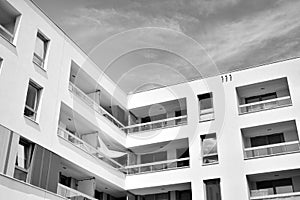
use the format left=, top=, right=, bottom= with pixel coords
left=140, top=151, right=167, bottom=172
left=245, top=92, right=277, bottom=104
left=176, top=148, right=189, bottom=167
left=204, top=179, right=222, bottom=200
left=142, top=193, right=169, bottom=200
left=175, top=110, right=187, bottom=125
left=201, top=133, right=218, bottom=165
left=256, top=178, right=293, bottom=195
left=14, top=138, right=34, bottom=182
left=0, top=1, right=20, bottom=43
left=59, top=173, right=72, bottom=187
left=24, top=81, right=42, bottom=121
left=198, top=93, right=214, bottom=122
left=250, top=133, right=284, bottom=147
left=176, top=190, right=192, bottom=200
left=33, top=32, right=49, bottom=68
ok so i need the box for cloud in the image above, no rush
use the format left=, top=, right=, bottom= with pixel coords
left=199, top=0, right=300, bottom=68
left=62, top=7, right=183, bottom=51
left=54, top=0, right=300, bottom=93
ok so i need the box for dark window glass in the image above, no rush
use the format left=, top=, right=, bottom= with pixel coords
left=205, top=179, right=222, bottom=200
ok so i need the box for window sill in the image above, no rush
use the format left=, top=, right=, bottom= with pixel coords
left=32, top=60, right=47, bottom=72
left=0, top=34, right=16, bottom=47
left=199, top=118, right=215, bottom=123
left=24, top=115, right=39, bottom=125
left=202, top=161, right=219, bottom=166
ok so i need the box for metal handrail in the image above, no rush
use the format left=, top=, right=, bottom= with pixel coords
left=57, top=127, right=124, bottom=169
left=239, top=96, right=291, bottom=108
left=57, top=183, right=97, bottom=200
left=125, top=157, right=189, bottom=169
left=244, top=140, right=300, bottom=159
left=250, top=191, right=300, bottom=200
left=69, top=82, right=125, bottom=129
left=122, top=115, right=187, bottom=133
left=244, top=140, right=300, bottom=151
left=125, top=157, right=189, bottom=174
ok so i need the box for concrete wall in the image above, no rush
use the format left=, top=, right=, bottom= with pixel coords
left=126, top=58, right=300, bottom=199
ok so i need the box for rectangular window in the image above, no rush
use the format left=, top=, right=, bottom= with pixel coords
left=256, top=178, right=293, bottom=195
left=198, top=93, right=214, bottom=122
left=14, top=138, right=34, bottom=182
left=24, top=81, right=42, bottom=121
left=0, top=1, right=20, bottom=43
left=33, top=32, right=49, bottom=68
left=140, top=151, right=167, bottom=172
left=204, top=179, right=222, bottom=200
left=176, top=148, right=189, bottom=167
left=175, top=110, right=187, bottom=125
left=143, top=193, right=169, bottom=200
left=245, top=92, right=277, bottom=104
left=250, top=133, right=284, bottom=147
left=176, top=190, right=192, bottom=200
left=201, top=133, right=218, bottom=165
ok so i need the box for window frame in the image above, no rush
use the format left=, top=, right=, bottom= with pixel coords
left=24, top=80, right=43, bottom=121
left=0, top=1, right=21, bottom=44
left=201, top=133, right=219, bottom=165
left=204, top=178, right=222, bottom=200
left=33, top=31, right=49, bottom=69
left=14, top=138, right=34, bottom=182
left=198, top=92, right=214, bottom=122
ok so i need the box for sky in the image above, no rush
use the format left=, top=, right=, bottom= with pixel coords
left=34, top=0, right=300, bottom=93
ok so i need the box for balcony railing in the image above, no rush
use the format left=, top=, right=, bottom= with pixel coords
left=125, top=157, right=189, bottom=175
left=68, top=82, right=125, bottom=129
left=239, top=96, right=292, bottom=114
left=57, top=183, right=97, bottom=200
left=0, top=24, right=14, bottom=43
left=57, top=127, right=124, bottom=170
left=244, top=141, right=300, bottom=159
left=0, top=173, right=65, bottom=200
left=250, top=190, right=300, bottom=200
left=122, top=115, right=188, bottom=134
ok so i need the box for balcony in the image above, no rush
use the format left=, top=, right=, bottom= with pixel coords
left=126, top=138, right=189, bottom=175
left=248, top=169, right=300, bottom=200
left=69, top=82, right=125, bottom=129
left=239, top=96, right=292, bottom=114
left=57, top=104, right=127, bottom=171
left=122, top=115, right=187, bottom=134
left=0, top=1, right=20, bottom=43
left=244, top=141, right=300, bottom=159
left=57, top=127, right=124, bottom=170
left=250, top=191, right=300, bottom=200
left=127, top=182, right=191, bottom=199
left=0, top=173, right=65, bottom=200
left=57, top=183, right=97, bottom=200
left=124, top=98, right=187, bottom=134
left=242, top=120, right=300, bottom=159
left=237, top=77, right=292, bottom=114
left=125, top=157, right=189, bottom=175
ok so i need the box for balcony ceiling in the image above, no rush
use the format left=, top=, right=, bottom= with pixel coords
left=129, top=182, right=191, bottom=196
left=130, top=98, right=187, bottom=118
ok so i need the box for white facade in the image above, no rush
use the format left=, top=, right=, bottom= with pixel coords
left=0, top=0, right=300, bottom=200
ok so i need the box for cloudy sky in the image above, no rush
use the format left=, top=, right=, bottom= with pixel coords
left=34, top=0, right=300, bottom=93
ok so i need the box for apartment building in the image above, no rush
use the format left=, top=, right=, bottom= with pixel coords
left=0, top=0, right=300, bottom=200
